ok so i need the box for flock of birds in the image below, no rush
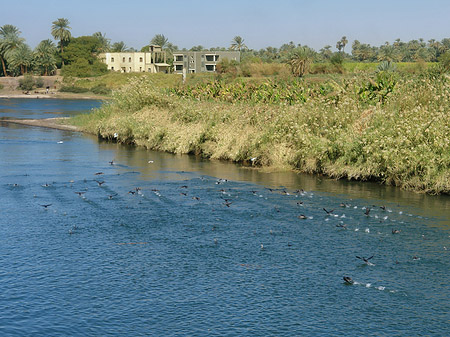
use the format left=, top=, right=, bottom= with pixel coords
left=7, top=157, right=442, bottom=291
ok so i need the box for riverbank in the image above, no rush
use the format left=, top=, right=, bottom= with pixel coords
left=69, top=72, right=450, bottom=195
left=2, top=117, right=79, bottom=132
left=0, top=90, right=108, bottom=100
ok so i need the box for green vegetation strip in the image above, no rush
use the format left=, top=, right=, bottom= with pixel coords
left=72, top=71, right=450, bottom=194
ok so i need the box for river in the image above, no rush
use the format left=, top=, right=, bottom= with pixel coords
left=0, top=98, right=449, bottom=336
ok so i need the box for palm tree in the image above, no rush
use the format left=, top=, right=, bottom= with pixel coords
left=93, top=32, right=110, bottom=53
left=8, top=43, right=33, bottom=74
left=287, top=46, right=314, bottom=77
left=230, top=36, right=247, bottom=51
left=34, top=39, right=57, bottom=75
left=51, top=18, right=71, bottom=66
left=341, top=36, right=348, bottom=53
left=0, top=25, right=24, bottom=76
left=111, top=41, right=128, bottom=52
left=150, top=34, right=169, bottom=48
left=336, top=36, right=348, bottom=54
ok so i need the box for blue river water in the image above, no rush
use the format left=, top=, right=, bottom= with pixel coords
left=0, top=98, right=449, bottom=336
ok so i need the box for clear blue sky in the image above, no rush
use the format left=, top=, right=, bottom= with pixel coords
left=2, top=0, right=450, bottom=51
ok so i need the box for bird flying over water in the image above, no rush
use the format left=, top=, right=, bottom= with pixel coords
left=40, top=204, right=52, bottom=208
left=356, top=256, right=374, bottom=265
left=323, top=208, right=334, bottom=214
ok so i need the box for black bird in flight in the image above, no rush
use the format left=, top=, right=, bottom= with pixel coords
left=40, top=204, right=52, bottom=208
left=356, top=256, right=374, bottom=265
left=323, top=208, right=334, bottom=214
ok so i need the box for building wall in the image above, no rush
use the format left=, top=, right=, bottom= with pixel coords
left=172, top=51, right=240, bottom=74
left=100, top=52, right=160, bottom=73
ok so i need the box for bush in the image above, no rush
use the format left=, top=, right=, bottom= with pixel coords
left=35, top=76, right=44, bottom=88
left=91, top=84, right=111, bottom=95
left=439, top=51, right=450, bottom=72
left=59, top=86, right=89, bottom=93
left=18, top=74, right=35, bottom=91
left=0, top=84, right=4, bottom=90
left=61, top=58, right=108, bottom=77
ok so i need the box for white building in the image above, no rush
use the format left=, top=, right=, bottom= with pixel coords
left=99, top=45, right=169, bottom=73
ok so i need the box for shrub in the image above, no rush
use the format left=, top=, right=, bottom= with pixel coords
left=35, top=76, right=44, bottom=88
left=91, top=84, right=111, bottom=95
left=59, top=86, right=89, bottom=93
left=61, top=58, right=108, bottom=77
left=0, top=84, right=4, bottom=90
left=18, top=74, right=35, bottom=91
left=438, top=51, right=450, bottom=72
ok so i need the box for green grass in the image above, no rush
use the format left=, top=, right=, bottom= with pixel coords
left=71, top=68, right=450, bottom=194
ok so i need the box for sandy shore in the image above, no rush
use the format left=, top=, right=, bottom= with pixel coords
left=2, top=117, right=81, bottom=132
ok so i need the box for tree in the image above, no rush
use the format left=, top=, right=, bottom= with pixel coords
left=34, top=39, right=57, bottom=75
left=51, top=18, right=71, bottom=66
left=111, top=41, right=128, bottom=52
left=61, top=36, right=107, bottom=77
left=150, top=34, right=168, bottom=48
left=0, top=25, right=24, bottom=76
left=319, top=45, right=332, bottom=60
left=336, top=36, right=348, bottom=54
left=287, top=46, right=314, bottom=77
left=7, top=43, right=33, bottom=74
left=230, top=36, right=247, bottom=51
left=92, top=32, right=110, bottom=53
left=190, top=45, right=205, bottom=51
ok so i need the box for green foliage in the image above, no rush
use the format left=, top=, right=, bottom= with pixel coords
left=376, top=61, right=397, bottom=72
left=330, top=53, right=344, bottom=66
left=35, top=76, right=44, bottom=88
left=61, top=37, right=108, bottom=77
left=439, top=51, right=450, bottom=72
left=91, top=84, right=111, bottom=95
left=110, top=41, right=129, bottom=52
left=287, top=46, right=315, bottom=77
left=357, top=71, right=397, bottom=104
left=171, top=79, right=311, bottom=104
left=18, top=74, right=35, bottom=90
left=73, top=73, right=450, bottom=194
left=33, top=39, right=57, bottom=75
left=64, top=36, right=102, bottom=64
left=0, top=83, right=3, bottom=90
left=59, top=85, right=89, bottom=93
left=215, top=58, right=239, bottom=76
left=150, top=34, right=168, bottom=48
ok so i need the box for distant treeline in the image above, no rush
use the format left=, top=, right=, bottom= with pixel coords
left=1, top=18, right=450, bottom=78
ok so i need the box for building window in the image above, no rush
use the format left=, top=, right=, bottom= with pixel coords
left=206, top=55, right=214, bottom=62
left=111, top=66, right=114, bottom=71
left=175, top=55, right=183, bottom=62
left=111, top=57, right=115, bottom=62
left=206, top=65, right=215, bottom=71
left=139, top=57, right=143, bottom=62
left=215, top=55, right=219, bottom=61
left=175, top=65, right=183, bottom=71
left=123, top=57, right=125, bottom=62
left=129, top=57, right=132, bottom=62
